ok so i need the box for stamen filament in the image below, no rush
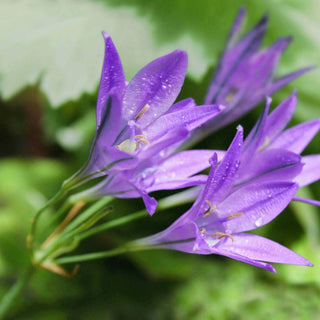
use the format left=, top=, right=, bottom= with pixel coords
left=135, top=104, right=150, bottom=120
left=204, top=200, right=216, bottom=217
left=212, top=232, right=234, bottom=242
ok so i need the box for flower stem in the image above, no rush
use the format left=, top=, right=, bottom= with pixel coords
left=54, top=244, right=151, bottom=265
left=29, top=188, right=67, bottom=248
left=77, top=209, right=147, bottom=241
left=0, top=265, right=34, bottom=320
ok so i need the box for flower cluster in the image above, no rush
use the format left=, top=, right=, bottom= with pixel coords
left=54, top=8, right=319, bottom=272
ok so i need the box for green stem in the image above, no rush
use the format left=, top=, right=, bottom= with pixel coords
left=0, top=265, right=34, bottom=320
left=74, top=190, right=195, bottom=241
left=29, top=189, right=67, bottom=246
left=61, top=197, right=113, bottom=235
left=54, top=244, right=151, bottom=264
left=77, top=209, right=147, bottom=241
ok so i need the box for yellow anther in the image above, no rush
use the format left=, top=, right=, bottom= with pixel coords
left=135, top=135, right=150, bottom=148
left=204, top=200, right=216, bottom=217
left=227, top=212, right=243, bottom=220
left=135, top=104, right=150, bottom=120
left=257, top=136, right=270, bottom=152
left=212, top=232, right=234, bottom=242
left=114, top=135, right=150, bottom=153
left=225, top=88, right=238, bottom=104
left=200, top=228, right=206, bottom=234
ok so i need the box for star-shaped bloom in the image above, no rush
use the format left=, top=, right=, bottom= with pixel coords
left=237, top=91, right=320, bottom=206
left=66, top=33, right=224, bottom=214
left=188, top=7, right=313, bottom=145
left=138, top=127, right=312, bottom=272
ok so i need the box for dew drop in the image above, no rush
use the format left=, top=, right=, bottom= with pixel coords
left=255, top=217, right=263, bottom=227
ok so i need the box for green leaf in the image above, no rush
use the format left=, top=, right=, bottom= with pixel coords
left=2, top=0, right=319, bottom=110
left=0, top=0, right=209, bottom=106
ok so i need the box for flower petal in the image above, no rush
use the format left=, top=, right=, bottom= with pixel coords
left=144, top=104, right=223, bottom=141
left=123, top=50, right=188, bottom=127
left=269, top=119, right=320, bottom=154
left=210, top=247, right=276, bottom=272
left=205, top=11, right=267, bottom=104
left=295, top=154, right=320, bottom=187
left=237, top=149, right=302, bottom=185
left=218, top=233, right=312, bottom=266
left=204, top=126, right=243, bottom=204
left=153, top=150, right=225, bottom=182
left=265, top=91, right=297, bottom=141
left=217, top=181, right=298, bottom=233
left=96, top=33, right=125, bottom=128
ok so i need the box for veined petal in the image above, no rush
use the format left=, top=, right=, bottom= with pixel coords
left=167, top=98, right=196, bottom=113
left=123, top=50, right=188, bottom=127
left=153, top=149, right=225, bottom=182
left=219, top=233, right=312, bottom=266
left=144, top=104, right=223, bottom=141
left=242, top=97, right=271, bottom=157
left=295, top=154, right=320, bottom=187
left=210, top=247, right=276, bottom=272
left=147, top=175, right=207, bottom=193
left=79, top=145, right=137, bottom=181
left=217, top=181, right=298, bottom=233
left=204, top=126, right=243, bottom=204
left=96, top=33, right=125, bottom=128
left=237, top=149, right=302, bottom=185
left=138, top=128, right=189, bottom=161
left=269, top=119, right=320, bottom=154
left=264, top=91, right=297, bottom=141
left=96, top=92, right=122, bottom=146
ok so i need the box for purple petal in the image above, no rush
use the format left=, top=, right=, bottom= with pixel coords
left=147, top=175, right=207, bottom=193
left=242, top=97, right=271, bottom=158
left=138, top=128, right=189, bottom=161
left=293, top=197, right=320, bottom=207
left=153, top=150, right=225, bottom=182
left=269, top=119, right=320, bottom=154
left=210, top=247, right=276, bottom=272
left=265, top=66, right=314, bottom=96
left=96, top=33, right=125, bottom=128
left=123, top=50, right=188, bottom=127
left=216, top=181, right=298, bottom=233
left=218, top=233, right=312, bottom=266
left=295, top=154, right=320, bottom=187
left=80, top=144, right=137, bottom=181
left=167, top=98, right=195, bottom=113
left=264, top=91, right=297, bottom=141
left=237, top=149, right=302, bottom=185
left=205, top=12, right=267, bottom=104
left=203, top=126, right=243, bottom=204
left=96, top=92, right=122, bottom=147
left=144, top=104, right=224, bottom=141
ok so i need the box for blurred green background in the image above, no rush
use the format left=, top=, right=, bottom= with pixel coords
left=0, top=0, right=320, bottom=319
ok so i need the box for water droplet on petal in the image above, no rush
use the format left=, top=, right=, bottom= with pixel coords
left=255, top=217, right=263, bottom=227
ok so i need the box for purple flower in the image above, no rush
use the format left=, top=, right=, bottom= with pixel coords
left=237, top=91, right=320, bottom=206
left=189, top=7, right=313, bottom=145
left=138, top=127, right=312, bottom=272
left=67, top=33, right=223, bottom=214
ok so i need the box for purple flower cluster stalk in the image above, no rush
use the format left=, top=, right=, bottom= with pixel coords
left=187, top=7, right=313, bottom=146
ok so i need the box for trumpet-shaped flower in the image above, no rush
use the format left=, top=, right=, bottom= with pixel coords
left=189, top=7, right=312, bottom=145
left=67, top=33, right=224, bottom=214
left=138, top=127, right=312, bottom=272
